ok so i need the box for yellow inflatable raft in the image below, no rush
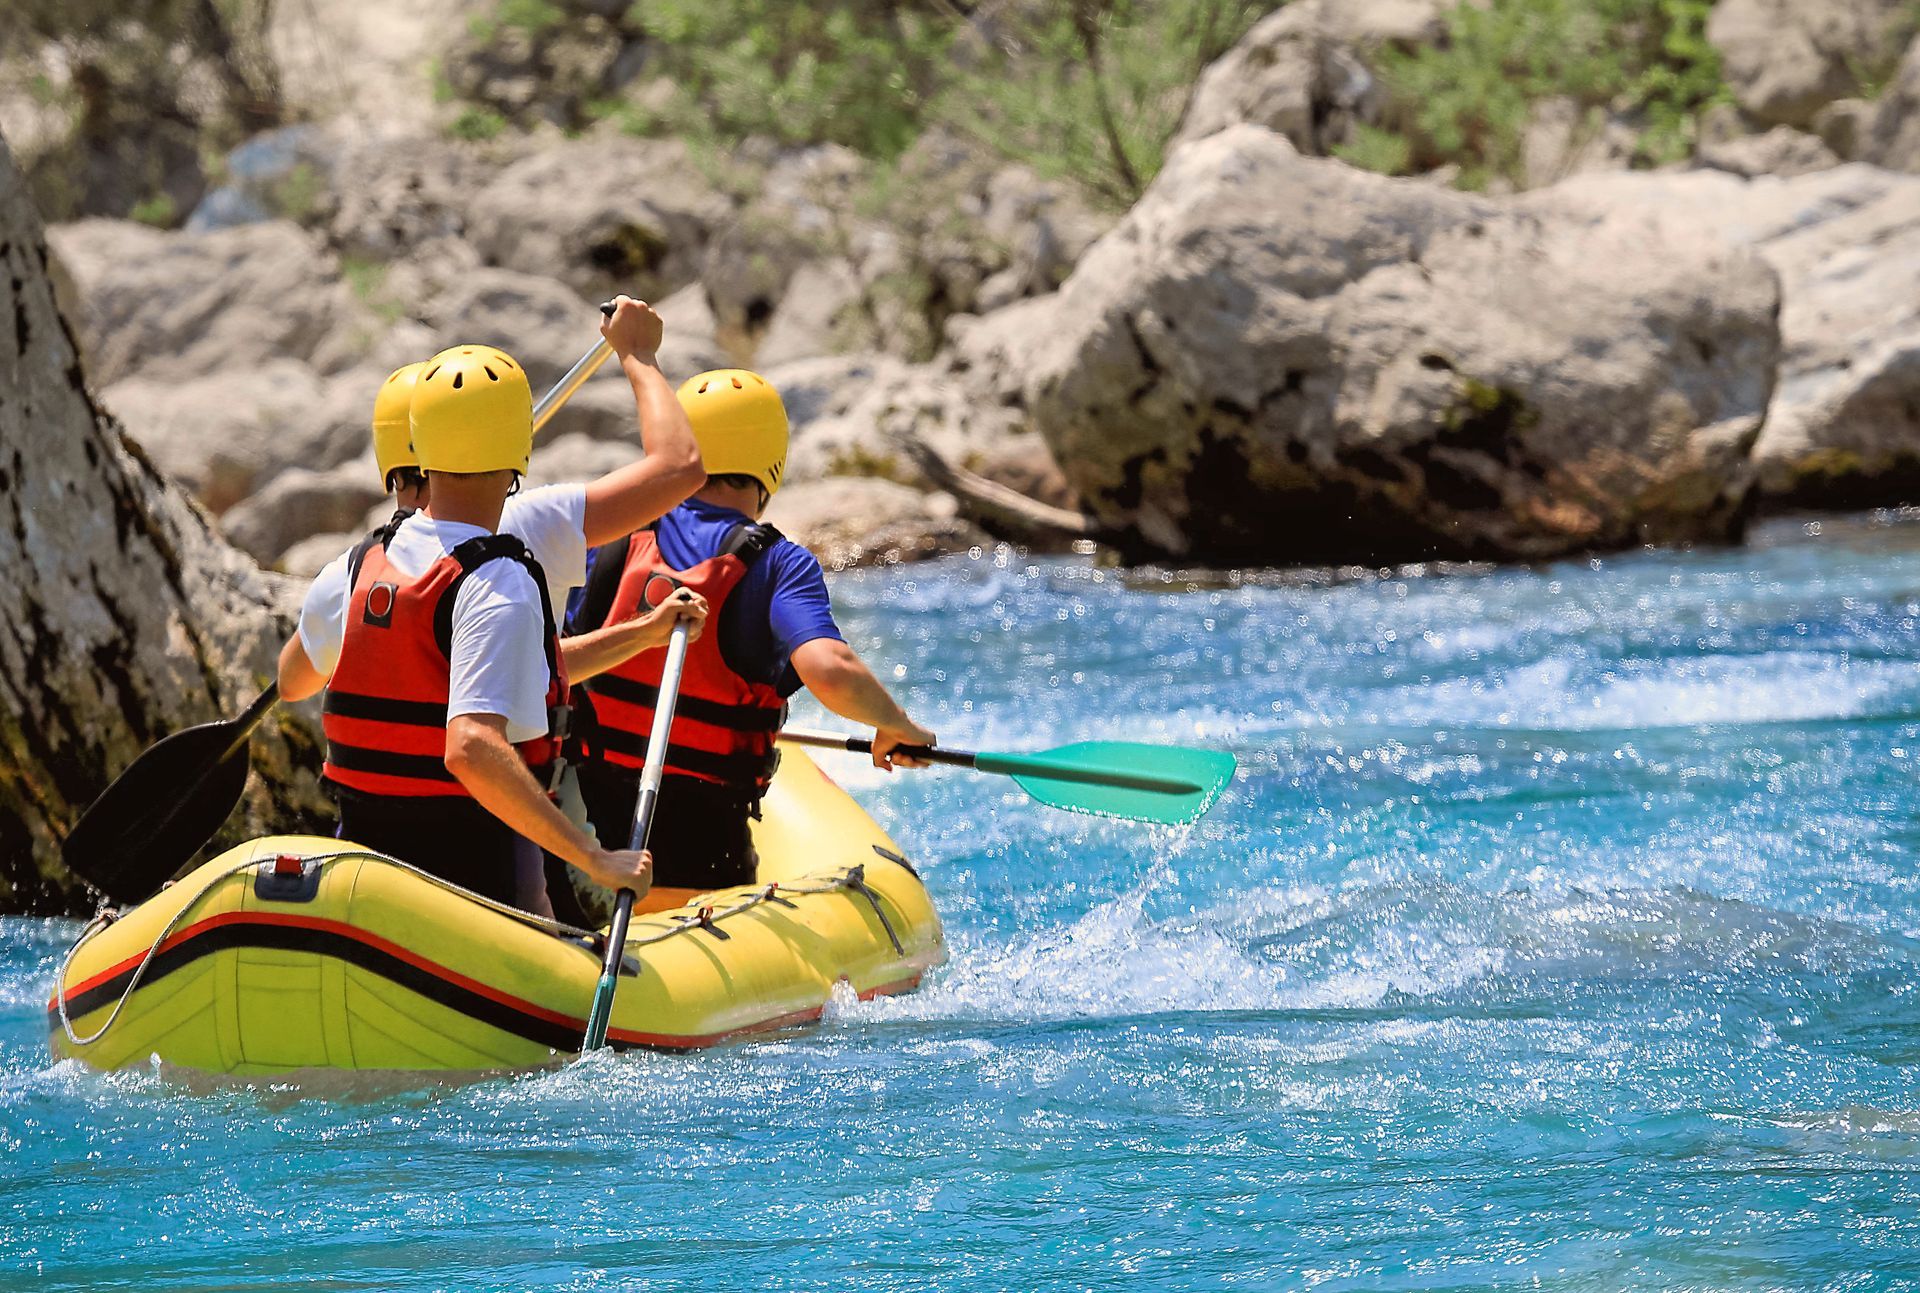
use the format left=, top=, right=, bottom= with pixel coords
left=48, top=751, right=944, bottom=1075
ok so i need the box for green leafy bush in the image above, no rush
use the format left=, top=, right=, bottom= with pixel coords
left=629, top=0, right=954, bottom=157
left=936, top=0, right=1265, bottom=206
left=1365, top=0, right=1729, bottom=189
left=600, top=0, right=1258, bottom=207
left=448, top=106, right=508, bottom=141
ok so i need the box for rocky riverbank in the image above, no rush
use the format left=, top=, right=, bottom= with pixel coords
left=13, top=0, right=1920, bottom=571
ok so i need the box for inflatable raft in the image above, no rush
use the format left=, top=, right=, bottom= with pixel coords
left=48, top=751, right=943, bottom=1075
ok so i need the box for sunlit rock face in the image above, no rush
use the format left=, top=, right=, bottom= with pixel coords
left=0, top=135, right=326, bottom=914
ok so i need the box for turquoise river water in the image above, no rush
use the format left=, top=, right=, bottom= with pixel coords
left=6, top=516, right=1920, bottom=1290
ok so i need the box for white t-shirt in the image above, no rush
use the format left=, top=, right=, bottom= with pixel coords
left=298, top=486, right=587, bottom=742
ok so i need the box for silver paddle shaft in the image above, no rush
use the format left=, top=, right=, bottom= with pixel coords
left=531, top=339, right=614, bottom=434
left=629, top=619, right=691, bottom=848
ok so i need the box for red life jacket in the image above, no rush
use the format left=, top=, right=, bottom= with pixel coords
left=322, top=515, right=570, bottom=799
left=574, top=523, right=787, bottom=791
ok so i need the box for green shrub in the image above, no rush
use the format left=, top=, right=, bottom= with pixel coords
left=934, top=0, right=1265, bottom=207
left=1334, top=123, right=1414, bottom=177
left=1372, top=0, right=1729, bottom=189
left=448, top=105, right=508, bottom=141
left=628, top=0, right=954, bottom=158
left=128, top=192, right=178, bottom=227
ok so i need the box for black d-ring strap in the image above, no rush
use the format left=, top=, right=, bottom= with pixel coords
left=432, top=534, right=560, bottom=691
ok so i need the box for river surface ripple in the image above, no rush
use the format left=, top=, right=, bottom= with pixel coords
left=6, top=516, right=1920, bottom=1290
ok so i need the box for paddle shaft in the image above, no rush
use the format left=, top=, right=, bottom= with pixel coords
left=582, top=618, right=693, bottom=1051
left=530, top=300, right=624, bottom=432
left=220, top=682, right=281, bottom=760
left=776, top=728, right=1203, bottom=795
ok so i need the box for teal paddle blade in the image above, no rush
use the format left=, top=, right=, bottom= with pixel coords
left=975, top=742, right=1237, bottom=825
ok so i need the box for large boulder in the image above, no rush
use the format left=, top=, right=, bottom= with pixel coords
left=1172, top=0, right=1451, bottom=154
left=1842, top=36, right=1920, bottom=172
left=765, top=353, right=1027, bottom=487
left=319, top=131, right=488, bottom=261
left=0, top=136, right=327, bottom=914
left=964, top=126, right=1781, bottom=565
left=47, top=218, right=371, bottom=384
left=417, top=264, right=599, bottom=391
left=763, top=478, right=986, bottom=570
left=220, top=459, right=388, bottom=565
left=1548, top=164, right=1920, bottom=508
left=1709, top=0, right=1917, bottom=130
left=463, top=136, right=729, bottom=302
left=95, top=361, right=377, bottom=515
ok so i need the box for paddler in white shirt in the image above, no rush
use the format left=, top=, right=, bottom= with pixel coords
left=278, top=301, right=706, bottom=907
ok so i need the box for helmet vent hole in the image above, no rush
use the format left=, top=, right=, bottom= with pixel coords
left=697, top=381, right=710, bottom=394
left=451, top=372, right=464, bottom=390
left=483, top=366, right=498, bottom=381
left=730, top=376, right=743, bottom=389
left=424, top=365, right=441, bottom=381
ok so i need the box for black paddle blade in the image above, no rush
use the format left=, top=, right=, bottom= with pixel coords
left=61, top=721, right=255, bottom=904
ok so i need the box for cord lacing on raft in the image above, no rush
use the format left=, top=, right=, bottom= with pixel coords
left=55, top=843, right=914, bottom=1047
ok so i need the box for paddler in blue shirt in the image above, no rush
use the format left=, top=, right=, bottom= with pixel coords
left=555, top=368, right=938, bottom=918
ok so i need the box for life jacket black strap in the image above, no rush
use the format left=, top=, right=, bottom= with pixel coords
left=569, top=521, right=782, bottom=636
left=432, top=534, right=561, bottom=685
left=590, top=729, right=780, bottom=785
left=570, top=532, right=634, bottom=636
left=322, top=691, right=447, bottom=727
left=584, top=675, right=786, bottom=732
left=344, top=510, right=411, bottom=594
left=323, top=744, right=461, bottom=783
left=720, top=521, right=782, bottom=561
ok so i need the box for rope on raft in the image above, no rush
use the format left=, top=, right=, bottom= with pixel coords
left=55, top=843, right=916, bottom=1048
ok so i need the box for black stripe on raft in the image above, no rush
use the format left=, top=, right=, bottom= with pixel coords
left=323, top=691, right=449, bottom=727
left=51, top=920, right=585, bottom=1052
left=585, top=676, right=784, bottom=733
left=325, top=744, right=462, bottom=782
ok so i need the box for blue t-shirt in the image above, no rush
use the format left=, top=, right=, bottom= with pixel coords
left=569, top=498, right=842, bottom=697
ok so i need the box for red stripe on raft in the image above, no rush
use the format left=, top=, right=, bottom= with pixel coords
left=52, top=909, right=928, bottom=1052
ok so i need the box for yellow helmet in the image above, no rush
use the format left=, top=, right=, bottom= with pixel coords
left=371, top=361, right=425, bottom=488
left=678, top=369, right=789, bottom=498
left=409, top=344, right=533, bottom=476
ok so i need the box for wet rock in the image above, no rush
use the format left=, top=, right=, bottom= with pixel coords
left=763, top=478, right=986, bottom=569
left=0, top=135, right=328, bottom=914
left=1708, top=0, right=1916, bottom=129
left=965, top=126, right=1780, bottom=566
